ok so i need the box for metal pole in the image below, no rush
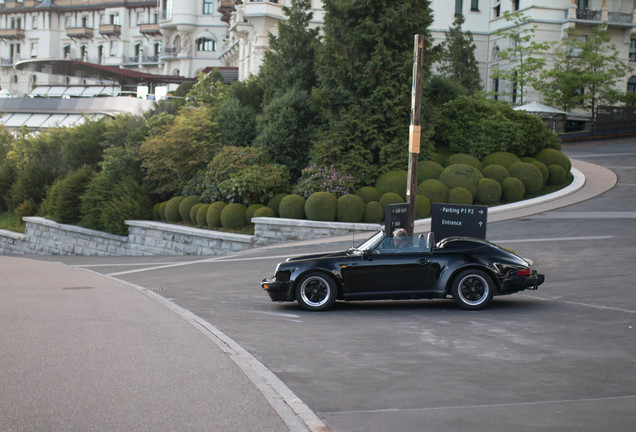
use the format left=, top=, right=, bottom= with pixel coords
left=406, top=34, right=425, bottom=235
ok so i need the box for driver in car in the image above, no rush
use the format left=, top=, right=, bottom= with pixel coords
left=393, top=228, right=409, bottom=249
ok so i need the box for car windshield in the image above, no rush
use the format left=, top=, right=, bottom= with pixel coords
left=354, top=231, right=433, bottom=253
left=355, top=231, right=385, bottom=252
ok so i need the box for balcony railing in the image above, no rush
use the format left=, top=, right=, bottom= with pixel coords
left=66, top=27, right=94, bottom=38
left=139, top=22, right=161, bottom=35
left=99, top=24, right=121, bottom=36
left=161, top=47, right=178, bottom=58
left=0, top=28, right=25, bottom=39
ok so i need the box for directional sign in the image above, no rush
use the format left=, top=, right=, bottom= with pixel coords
left=431, top=203, right=487, bottom=240
left=385, top=203, right=411, bottom=236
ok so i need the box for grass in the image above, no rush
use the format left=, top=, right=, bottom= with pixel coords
left=0, top=211, right=26, bottom=233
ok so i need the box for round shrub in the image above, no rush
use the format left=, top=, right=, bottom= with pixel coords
left=448, top=187, right=473, bottom=204
left=481, top=164, right=510, bottom=185
left=414, top=195, right=432, bottom=219
left=152, top=203, right=162, bottom=220
left=476, top=178, right=502, bottom=205
left=305, top=192, right=337, bottom=221
left=548, top=164, right=567, bottom=185
left=417, top=161, right=444, bottom=183
left=253, top=206, right=276, bottom=218
left=221, top=203, right=247, bottom=229
left=190, top=203, right=203, bottom=224
left=337, top=194, right=365, bottom=222
left=533, top=148, right=568, bottom=171
left=444, top=153, right=482, bottom=169
left=521, top=157, right=548, bottom=186
left=502, top=177, right=525, bottom=202
left=419, top=179, right=449, bottom=204
left=439, top=163, right=482, bottom=196
left=379, top=192, right=403, bottom=209
left=158, top=201, right=168, bottom=220
left=375, top=170, right=407, bottom=199
left=355, top=186, right=380, bottom=203
left=433, top=147, right=453, bottom=165
left=246, top=204, right=266, bottom=223
left=364, top=201, right=384, bottom=223
left=267, top=193, right=287, bottom=216
left=206, top=201, right=227, bottom=227
left=482, top=151, right=521, bottom=168
left=279, top=194, right=306, bottom=219
left=196, top=204, right=210, bottom=226
left=508, top=162, right=543, bottom=196
left=165, top=196, right=185, bottom=222
left=179, top=195, right=201, bottom=222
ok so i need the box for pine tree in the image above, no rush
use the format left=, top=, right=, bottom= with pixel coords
left=437, top=14, right=481, bottom=92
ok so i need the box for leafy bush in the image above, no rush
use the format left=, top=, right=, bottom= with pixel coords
left=502, top=177, right=525, bottom=202
left=355, top=186, right=380, bottom=204
left=533, top=148, right=569, bottom=172
left=246, top=204, right=266, bottom=223
left=267, top=193, right=287, bottom=216
left=206, top=201, right=227, bottom=227
left=448, top=187, right=473, bottom=204
left=364, top=201, right=384, bottom=223
left=179, top=195, right=201, bottom=222
left=439, top=163, right=482, bottom=196
left=375, top=170, right=407, bottom=200
left=14, top=199, right=36, bottom=218
left=279, top=194, right=306, bottom=219
left=253, top=206, right=276, bottom=218
left=548, top=164, right=567, bottom=185
left=196, top=203, right=210, bottom=226
left=41, top=166, right=96, bottom=224
left=221, top=203, right=247, bottom=228
left=99, top=177, right=152, bottom=235
left=482, top=151, right=521, bottom=168
left=305, top=192, right=337, bottom=221
left=164, top=197, right=185, bottom=222
left=521, top=157, right=549, bottom=186
left=293, top=164, right=356, bottom=198
left=336, top=194, right=365, bottom=222
left=417, top=161, right=444, bottom=183
left=414, top=195, right=432, bottom=219
left=475, top=178, right=502, bottom=205
left=379, top=192, right=403, bottom=209
left=158, top=201, right=168, bottom=220
left=481, top=164, right=510, bottom=185
left=508, top=162, right=543, bottom=196
left=418, top=179, right=449, bottom=204
left=444, top=153, right=482, bottom=169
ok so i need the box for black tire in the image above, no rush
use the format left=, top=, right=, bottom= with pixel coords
left=451, top=269, right=494, bottom=310
left=295, top=272, right=337, bottom=311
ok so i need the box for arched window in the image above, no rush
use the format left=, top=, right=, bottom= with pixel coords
left=627, top=76, right=636, bottom=94
left=196, top=38, right=216, bottom=52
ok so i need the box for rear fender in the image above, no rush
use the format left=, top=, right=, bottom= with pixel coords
left=434, top=263, right=501, bottom=296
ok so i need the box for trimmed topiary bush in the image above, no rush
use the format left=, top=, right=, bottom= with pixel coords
left=221, top=203, right=247, bottom=228
left=482, top=151, right=521, bottom=168
left=508, top=162, right=543, bottom=196
left=439, top=163, right=482, bottom=196
left=476, top=178, right=502, bottom=205
left=414, top=195, right=432, bottom=219
left=337, top=194, right=365, bottom=222
left=481, top=164, right=510, bottom=185
left=196, top=203, right=210, bottom=226
left=152, top=203, right=162, bottom=220
left=279, top=194, right=306, bottom=219
left=179, top=195, right=201, bottom=222
left=267, top=193, right=287, bottom=216
left=165, top=196, right=185, bottom=222
left=253, top=206, right=276, bottom=218
left=419, top=179, right=449, bottom=204
left=533, top=148, right=569, bottom=171
left=190, top=203, right=203, bottom=224
left=158, top=201, right=168, bottom=220
left=355, top=186, right=380, bottom=204
left=305, top=192, right=337, bottom=221
left=433, top=147, right=453, bottom=165
left=364, top=201, right=384, bottom=223
left=548, top=164, right=567, bottom=185
left=417, top=161, right=444, bottom=183
left=379, top=192, right=403, bottom=209
left=206, top=201, right=227, bottom=227
left=521, top=157, right=549, bottom=186
left=444, top=153, right=483, bottom=169
left=375, top=170, right=407, bottom=199
left=246, top=204, right=266, bottom=223
left=502, top=177, right=525, bottom=202
left=448, top=187, right=473, bottom=204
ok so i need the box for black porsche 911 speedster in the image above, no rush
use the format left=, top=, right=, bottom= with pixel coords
left=261, top=230, right=544, bottom=311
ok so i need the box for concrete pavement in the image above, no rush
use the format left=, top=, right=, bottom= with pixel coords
left=0, top=157, right=617, bottom=432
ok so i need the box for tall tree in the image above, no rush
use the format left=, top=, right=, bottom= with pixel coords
left=311, top=0, right=434, bottom=183
left=437, top=14, right=481, bottom=92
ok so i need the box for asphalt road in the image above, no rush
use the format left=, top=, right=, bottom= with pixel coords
left=37, top=138, right=636, bottom=432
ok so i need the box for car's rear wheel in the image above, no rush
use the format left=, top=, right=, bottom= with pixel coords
left=295, top=272, right=337, bottom=311
left=451, top=269, right=494, bottom=310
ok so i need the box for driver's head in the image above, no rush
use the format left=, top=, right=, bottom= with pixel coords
left=393, top=228, right=408, bottom=248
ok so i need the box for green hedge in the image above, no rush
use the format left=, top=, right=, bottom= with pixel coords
left=305, top=192, right=336, bottom=221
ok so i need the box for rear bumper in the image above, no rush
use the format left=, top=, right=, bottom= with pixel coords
left=501, top=272, right=545, bottom=294
left=261, top=278, right=294, bottom=302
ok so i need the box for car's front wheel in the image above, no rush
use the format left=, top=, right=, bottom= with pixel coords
left=451, top=269, right=494, bottom=310
left=295, top=272, right=337, bottom=311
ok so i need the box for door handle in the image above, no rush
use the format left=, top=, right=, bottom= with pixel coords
left=417, top=259, right=430, bottom=265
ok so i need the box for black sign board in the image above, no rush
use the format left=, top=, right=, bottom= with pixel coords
left=385, top=203, right=410, bottom=236
left=431, top=203, right=487, bottom=240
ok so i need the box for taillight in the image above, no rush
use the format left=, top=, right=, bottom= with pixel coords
left=517, top=268, right=532, bottom=276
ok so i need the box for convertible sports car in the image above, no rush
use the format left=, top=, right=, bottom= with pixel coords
left=261, top=230, right=544, bottom=311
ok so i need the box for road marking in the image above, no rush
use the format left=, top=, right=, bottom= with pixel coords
left=529, top=212, right=636, bottom=219
left=567, top=152, right=636, bottom=158
left=494, top=235, right=612, bottom=243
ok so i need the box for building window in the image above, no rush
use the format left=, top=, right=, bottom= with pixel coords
left=109, top=13, right=120, bottom=25
left=11, top=17, right=22, bottom=29
left=32, top=14, right=38, bottom=29
left=630, top=40, right=636, bottom=62
left=63, top=44, right=70, bottom=58
left=30, top=42, right=38, bottom=58
left=196, top=38, right=216, bottom=52
left=110, top=40, right=118, bottom=56
left=512, top=72, right=518, bottom=104
left=494, top=2, right=501, bottom=17
left=627, top=77, right=636, bottom=94
left=512, top=0, right=520, bottom=11
left=471, top=0, right=479, bottom=12
left=203, top=0, right=215, bottom=15
left=455, top=0, right=462, bottom=16
left=493, top=78, right=499, bottom=100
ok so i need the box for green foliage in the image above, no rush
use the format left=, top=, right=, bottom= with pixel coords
left=216, top=97, right=258, bottom=148
left=41, top=166, right=96, bottom=224
left=481, top=164, right=510, bottom=185
left=279, top=194, right=306, bottom=219
left=424, top=75, right=471, bottom=106
left=165, top=197, right=185, bottom=222
left=476, top=178, right=502, bottom=205
left=253, top=206, right=276, bottom=218
left=80, top=173, right=120, bottom=230
left=418, top=179, right=449, bottom=204
left=185, top=71, right=230, bottom=108
left=158, top=201, right=168, bottom=220
left=521, top=157, right=548, bottom=186
left=336, top=194, right=365, bottom=223
left=439, top=164, right=482, bottom=196
left=379, top=192, right=403, bottom=209
left=246, top=204, right=266, bottom=223
left=221, top=203, right=247, bottom=229
left=189, top=203, right=204, bottom=224
left=414, top=195, right=432, bottom=219
left=444, top=153, right=482, bottom=169
left=196, top=204, right=210, bottom=226
left=509, top=162, right=543, bottom=196
left=364, top=201, right=384, bottom=223
left=548, top=164, right=567, bottom=185
left=482, top=151, right=521, bottom=168
left=179, top=195, right=201, bottom=222
left=533, top=148, right=569, bottom=171
left=206, top=201, right=227, bottom=227
left=99, top=177, right=152, bottom=236
left=436, top=14, right=481, bottom=92
left=151, top=202, right=162, bottom=220
left=355, top=186, right=380, bottom=204
left=267, top=193, right=287, bottom=217
left=305, top=192, right=337, bottom=221
left=448, top=187, right=473, bottom=205
left=293, top=164, right=356, bottom=198
left=502, top=177, right=525, bottom=202
left=14, top=199, right=36, bottom=218
left=417, top=161, right=444, bottom=183
left=60, top=118, right=108, bottom=171
left=375, top=170, right=407, bottom=200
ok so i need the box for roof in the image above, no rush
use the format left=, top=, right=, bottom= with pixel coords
left=514, top=101, right=568, bottom=115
